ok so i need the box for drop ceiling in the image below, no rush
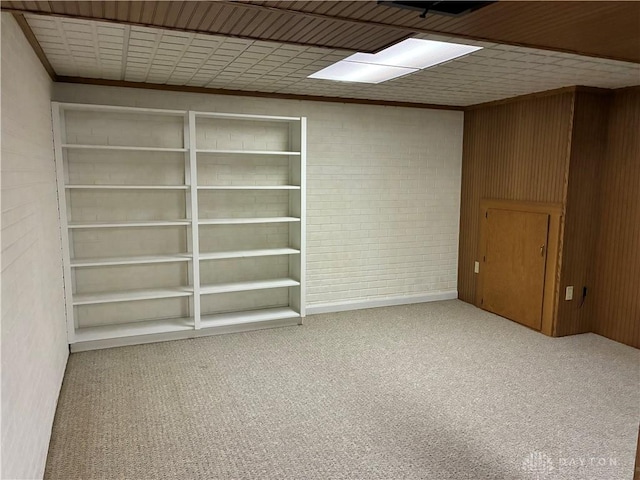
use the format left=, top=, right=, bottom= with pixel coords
left=4, top=1, right=640, bottom=62
left=23, top=13, right=640, bottom=107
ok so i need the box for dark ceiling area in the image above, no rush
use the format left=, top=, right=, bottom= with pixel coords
left=2, top=1, right=640, bottom=63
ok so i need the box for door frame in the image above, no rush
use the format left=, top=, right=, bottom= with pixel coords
left=476, top=199, right=563, bottom=336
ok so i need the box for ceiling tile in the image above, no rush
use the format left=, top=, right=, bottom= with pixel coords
left=24, top=13, right=640, bottom=107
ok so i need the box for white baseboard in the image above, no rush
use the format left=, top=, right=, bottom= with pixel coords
left=306, top=291, right=458, bottom=315
left=70, top=318, right=301, bottom=352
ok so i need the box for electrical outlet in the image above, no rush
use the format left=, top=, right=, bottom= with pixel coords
left=565, top=286, right=574, bottom=301
left=474, top=261, right=480, bottom=274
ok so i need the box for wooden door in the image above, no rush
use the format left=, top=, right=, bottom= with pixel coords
left=481, top=208, right=549, bottom=330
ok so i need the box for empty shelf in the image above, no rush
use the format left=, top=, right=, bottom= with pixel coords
left=200, top=307, right=300, bottom=329
left=199, top=217, right=300, bottom=225
left=71, top=254, right=192, bottom=267
left=62, top=144, right=187, bottom=152
left=74, top=317, right=194, bottom=343
left=200, top=278, right=300, bottom=295
left=197, top=185, right=300, bottom=190
left=66, top=185, right=189, bottom=190
left=196, top=149, right=300, bottom=156
left=199, top=248, right=300, bottom=260
left=68, top=220, right=191, bottom=228
left=73, top=287, right=193, bottom=305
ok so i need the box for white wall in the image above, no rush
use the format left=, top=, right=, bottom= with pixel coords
left=1, top=13, right=68, bottom=479
left=53, top=84, right=464, bottom=311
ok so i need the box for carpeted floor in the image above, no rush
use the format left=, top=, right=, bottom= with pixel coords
left=45, top=300, right=639, bottom=480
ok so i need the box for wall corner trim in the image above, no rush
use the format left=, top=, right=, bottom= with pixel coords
left=306, top=291, right=459, bottom=315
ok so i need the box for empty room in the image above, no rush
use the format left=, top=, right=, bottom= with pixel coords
left=1, top=1, right=639, bottom=479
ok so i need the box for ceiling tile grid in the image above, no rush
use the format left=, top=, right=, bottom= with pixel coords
left=24, top=13, right=640, bottom=106
left=26, top=15, right=125, bottom=80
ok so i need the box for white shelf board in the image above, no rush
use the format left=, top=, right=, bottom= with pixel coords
left=62, top=144, right=187, bottom=152
left=68, top=220, right=191, bottom=229
left=199, top=217, right=300, bottom=225
left=66, top=185, right=189, bottom=190
left=193, top=111, right=300, bottom=122
left=71, top=254, right=192, bottom=267
left=57, top=102, right=187, bottom=116
left=73, top=287, right=193, bottom=306
left=196, top=149, right=300, bottom=156
left=74, top=317, right=194, bottom=343
left=199, top=248, right=300, bottom=260
left=200, top=278, right=300, bottom=295
left=197, top=185, right=300, bottom=190
left=200, top=307, right=300, bottom=329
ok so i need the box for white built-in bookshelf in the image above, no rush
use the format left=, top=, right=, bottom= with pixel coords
left=52, top=102, right=306, bottom=351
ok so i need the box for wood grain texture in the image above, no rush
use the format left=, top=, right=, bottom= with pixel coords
left=458, top=92, right=575, bottom=305
left=592, top=88, right=640, bottom=348
left=461, top=86, right=639, bottom=347
left=481, top=209, right=549, bottom=330
left=475, top=199, right=562, bottom=336
left=555, top=91, right=611, bottom=336
left=0, top=0, right=407, bottom=53
left=263, top=1, right=640, bottom=63
left=2, top=1, right=639, bottom=61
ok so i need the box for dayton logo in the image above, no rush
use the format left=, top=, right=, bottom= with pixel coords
left=522, top=451, right=555, bottom=479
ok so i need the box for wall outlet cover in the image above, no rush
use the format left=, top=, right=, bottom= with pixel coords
left=565, top=286, right=574, bottom=301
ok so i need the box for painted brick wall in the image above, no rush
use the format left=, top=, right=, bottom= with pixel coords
left=1, top=13, right=68, bottom=480
left=53, top=84, right=464, bottom=310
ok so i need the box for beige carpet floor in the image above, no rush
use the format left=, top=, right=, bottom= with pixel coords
left=45, top=300, right=639, bottom=480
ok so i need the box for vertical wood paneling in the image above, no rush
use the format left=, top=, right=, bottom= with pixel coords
left=461, top=87, right=640, bottom=347
left=593, top=88, right=640, bottom=348
left=555, top=91, right=611, bottom=336
left=458, top=92, right=574, bottom=304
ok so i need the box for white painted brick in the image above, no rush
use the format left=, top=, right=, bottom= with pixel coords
left=53, top=79, right=463, bottom=309
left=1, top=13, right=68, bottom=480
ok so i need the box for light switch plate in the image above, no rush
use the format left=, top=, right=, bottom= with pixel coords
left=565, top=286, right=574, bottom=301
left=474, top=261, right=480, bottom=274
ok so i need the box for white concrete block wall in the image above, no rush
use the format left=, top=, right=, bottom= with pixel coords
left=67, top=150, right=185, bottom=186
left=195, top=118, right=290, bottom=151
left=199, top=190, right=290, bottom=219
left=64, top=110, right=184, bottom=148
left=199, top=224, right=289, bottom=252
left=1, top=13, right=68, bottom=480
left=200, top=289, right=289, bottom=316
left=198, top=155, right=291, bottom=187
left=200, top=256, right=290, bottom=285
left=53, top=83, right=463, bottom=311
left=72, top=226, right=187, bottom=258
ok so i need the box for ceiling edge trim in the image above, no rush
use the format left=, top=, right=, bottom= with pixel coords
left=11, top=12, right=57, bottom=81
left=54, top=76, right=465, bottom=111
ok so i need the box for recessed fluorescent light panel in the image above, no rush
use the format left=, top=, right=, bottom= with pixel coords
left=309, top=38, right=482, bottom=83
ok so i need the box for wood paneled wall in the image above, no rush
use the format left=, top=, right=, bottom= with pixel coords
left=592, top=88, right=640, bottom=348
left=459, top=86, right=640, bottom=348
left=555, top=91, right=611, bottom=336
left=458, top=92, right=574, bottom=303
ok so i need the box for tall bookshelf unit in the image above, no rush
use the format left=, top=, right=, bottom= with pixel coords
left=52, top=102, right=306, bottom=351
